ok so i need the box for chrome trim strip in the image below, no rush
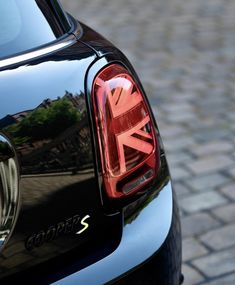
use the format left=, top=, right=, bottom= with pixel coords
left=0, top=36, right=76, bottom=69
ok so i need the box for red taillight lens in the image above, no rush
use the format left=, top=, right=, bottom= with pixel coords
left=92, top=64, right=160, bottom=199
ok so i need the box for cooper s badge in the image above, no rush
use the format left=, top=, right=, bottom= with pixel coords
left=25, top=214, right=91, bottom=251
left=0, top=133, right=20, bottom=251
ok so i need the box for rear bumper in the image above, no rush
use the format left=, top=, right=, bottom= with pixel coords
left=53, top=181, right=175, bottom=285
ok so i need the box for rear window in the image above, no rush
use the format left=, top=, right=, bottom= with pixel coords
left=0, top=0, right=70, bottom=59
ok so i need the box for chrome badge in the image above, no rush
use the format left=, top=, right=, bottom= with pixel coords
left=0, top=134, right=20, bottom=251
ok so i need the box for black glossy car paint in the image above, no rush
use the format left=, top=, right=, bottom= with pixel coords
left=0, top=37, right=125, bottom=280
left=0, top=1, right=181, bottom=284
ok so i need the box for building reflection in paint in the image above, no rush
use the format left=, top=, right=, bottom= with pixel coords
left=0, top=91, right=92, bottom=175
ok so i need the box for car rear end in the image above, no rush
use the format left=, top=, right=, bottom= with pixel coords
left=0, top=1, right=182, bottom=284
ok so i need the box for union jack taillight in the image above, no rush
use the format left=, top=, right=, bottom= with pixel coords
left=92, top=64, right=160, bottom=199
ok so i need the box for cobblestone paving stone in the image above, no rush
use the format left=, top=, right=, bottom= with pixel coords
left=62, top=1, right=235, bottom=284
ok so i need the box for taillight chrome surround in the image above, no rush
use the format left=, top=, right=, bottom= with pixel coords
left=92, top=64, right=160, bottom=199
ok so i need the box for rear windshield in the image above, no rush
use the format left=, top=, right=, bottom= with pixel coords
left=0, top=0, right=70, bottom=59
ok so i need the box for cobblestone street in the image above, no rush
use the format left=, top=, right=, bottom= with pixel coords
left=62, top=0, right=235, bottom=284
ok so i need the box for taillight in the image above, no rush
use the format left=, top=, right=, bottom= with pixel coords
left=92, top=64, right=160, bottom=199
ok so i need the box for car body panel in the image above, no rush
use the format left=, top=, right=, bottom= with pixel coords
left=48, top=54, right=174, bottom=284
left=0, top=39, right=123, bottom=282
left=53, top=181, right=173, bottom=285
left=0, top=1, right=181, bottom=283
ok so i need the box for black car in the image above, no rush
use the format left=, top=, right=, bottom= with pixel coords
left=0, top=1, right=182, bottom=284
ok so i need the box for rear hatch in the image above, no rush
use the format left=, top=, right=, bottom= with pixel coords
left=0, top=41, right=122, bottom=283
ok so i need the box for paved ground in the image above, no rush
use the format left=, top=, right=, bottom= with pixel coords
left=62, top=0, right=235, bottom=284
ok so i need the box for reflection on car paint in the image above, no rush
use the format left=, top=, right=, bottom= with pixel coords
left=0, top=41, right=122, bottom=280
left=0, top=134, right=20, bottom=252
left=1, top=92, right=92, bottom=175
